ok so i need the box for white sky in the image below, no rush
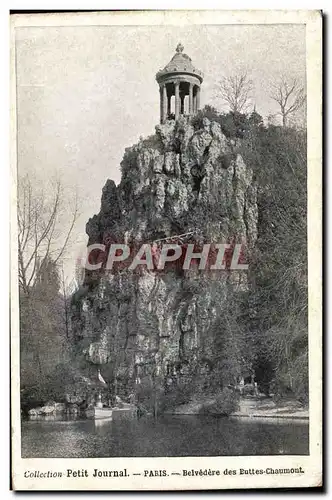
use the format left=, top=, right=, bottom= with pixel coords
left=15, top=24, right=306, bottom=280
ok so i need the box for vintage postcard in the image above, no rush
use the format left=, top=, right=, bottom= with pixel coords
left=10, top=10, right=322, bottom=491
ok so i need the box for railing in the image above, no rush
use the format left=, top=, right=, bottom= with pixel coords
left=152, top=228, right=202, bottom=245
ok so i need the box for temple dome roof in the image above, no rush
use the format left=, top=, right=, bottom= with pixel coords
left=156, top=43, right=203, bottom=83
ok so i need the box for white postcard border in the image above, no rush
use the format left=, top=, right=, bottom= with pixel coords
left=10, top=9, right=322, bottom=491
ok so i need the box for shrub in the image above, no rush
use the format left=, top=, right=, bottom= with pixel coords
left=191, top=105, right=256, bottom=139
left=191, top=105, right=220, bottom=130
left=199, top=388, right=239, bottom=416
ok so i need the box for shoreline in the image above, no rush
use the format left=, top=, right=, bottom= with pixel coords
left=164, top=411, right=309, bottom=421
left=230, top=413, right=308, bottom=421
left=166, top=396, right=309, bottom=421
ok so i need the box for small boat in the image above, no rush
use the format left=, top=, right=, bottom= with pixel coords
left=85, top=393, right=113, bottom=419
left=86, top=406, right=113, bottom=419
left=86, top=379, right=137, bottom=420
left=86, top=405, right=138, bottom=420
left=86, top=403, right=138, bottom=420
left=85, top=392, right=137, bottom=419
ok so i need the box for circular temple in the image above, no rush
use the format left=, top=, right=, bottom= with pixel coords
left=156, top=44, right=204, bottom=124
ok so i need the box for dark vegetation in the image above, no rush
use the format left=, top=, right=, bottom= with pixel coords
left=199, top=388, right=240, bottom=416
left=191, top=105, right=307, bottom=403
left=20, top=260, right=72, bottom=414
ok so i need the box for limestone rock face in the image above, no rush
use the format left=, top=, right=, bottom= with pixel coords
left=71, top=118, right=258, bottom=404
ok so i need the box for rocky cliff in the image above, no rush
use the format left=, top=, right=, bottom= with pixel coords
left=71, top=116, right=258, bottom=409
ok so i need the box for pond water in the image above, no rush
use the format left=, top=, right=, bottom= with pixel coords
left=21, top=415, right=309, bottom=458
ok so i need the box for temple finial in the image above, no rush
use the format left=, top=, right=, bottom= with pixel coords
left=176, top=43, right=184, bottom=53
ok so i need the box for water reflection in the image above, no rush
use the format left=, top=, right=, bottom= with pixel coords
left=94, top=417, right=113, bottom=434
left=21, top=415, right=309, bottom=458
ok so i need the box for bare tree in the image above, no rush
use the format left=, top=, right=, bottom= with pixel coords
left=216, top=73, right=253, bottom=114
left=59, top=265, right=79, bottom=340
left=60, top=266, right=70, bottom=339
left=269, top=76, right=306, bottom=127
left=17, top=175, right=79, bottom=294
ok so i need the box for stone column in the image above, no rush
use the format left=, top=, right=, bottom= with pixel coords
left=180, top=95, right=185, bottom=115
left=175, top=82, right=180, bottom=120
left=189, top=83, right=194, bottom=115
left=196, top=86, right=201, bottom=111
left=163, top=85, right=167, bottom=122
left=193, top=93, right=197, bottom=114
left=159, top=85, right=164, bottom=124
left=167, top=94, right=171, bottom=117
